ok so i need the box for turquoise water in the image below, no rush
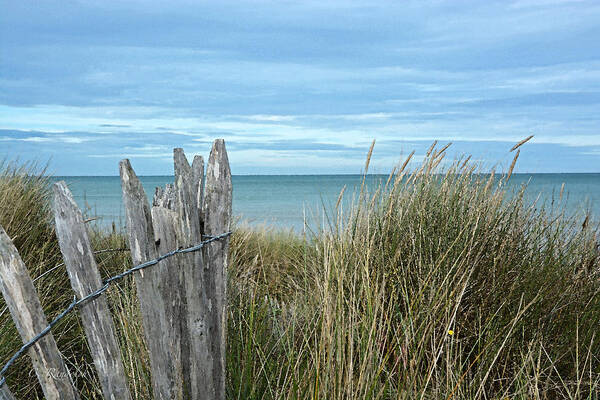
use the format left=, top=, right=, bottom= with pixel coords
left=51, top=174, right=600, bottom=232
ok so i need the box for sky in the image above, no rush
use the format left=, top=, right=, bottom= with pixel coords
left=1, top=0, right=599, bottom=175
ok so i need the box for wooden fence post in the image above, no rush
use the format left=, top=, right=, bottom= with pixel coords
left=0, top=140, right=231, bottom=399
left=120, top=140, right=230, bottom=400
left=120, top=160, right=183, bottom=400
left=150, top=205, right=184, bottom=397
left=203, top=139, right=232, bottom=399
left=154, top=183, right=176, bottom=209
left=192, top=155, right=205, bottom=228
left=53, top=181, right=132, bottom=400
left=173, top=148, right=215, bottom=399
left=0, top=225, right=79, bottom=400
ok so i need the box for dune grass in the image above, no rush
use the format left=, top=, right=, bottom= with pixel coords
left=0, top=145, right=599, bottom=399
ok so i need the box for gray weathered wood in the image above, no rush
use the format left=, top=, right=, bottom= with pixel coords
left=0, top=384, right=16, bottom=400
left=0, top=225, right=79, bottom=400
left=119, top=159, right=181, bottom=400
left=154, top=187, right=165, bottom=207
left=202, top=139, right=232, bottom=400
left=173, top=148, right=215, bottom=399
left=191, top=155, right=205, bottom=230
left=153, top=181, right=185, bottom=397
left=150, top=206, right=184, bottom=399
left=153, top=183, right=176, bottom=209
left=53, top=181, right=132, bottom=400
left=174, top=149, right=203, bottom=242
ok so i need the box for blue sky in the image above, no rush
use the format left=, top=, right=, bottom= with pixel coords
left=1, top=0, right=599, bottom=175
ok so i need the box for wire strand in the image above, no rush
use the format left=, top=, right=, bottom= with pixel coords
left=0, top=231, right=231, bottom=387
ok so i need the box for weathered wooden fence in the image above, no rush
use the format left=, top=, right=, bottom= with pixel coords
left=0, top=139, right=232, bottom=399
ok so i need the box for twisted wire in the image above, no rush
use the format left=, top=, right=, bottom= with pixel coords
left=0, top=231, right=232, bottom=387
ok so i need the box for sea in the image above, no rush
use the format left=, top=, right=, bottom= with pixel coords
left=51, top=174, right=600, bottom=233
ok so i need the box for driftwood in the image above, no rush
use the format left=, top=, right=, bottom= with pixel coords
left=192, top=155, right=205, bottom=228
left=174, top=148, right=216, bottom=399
left=151, top=205, right=184, bottom=398
left=0, top=139, right=231, bottom=400
left=202, top=139, right=232, bottom=398
left=0, top=225, right=79, bottom=400
left=120, top=160, right=183, bottom=399
left=53, top=181, right=131, bottom=400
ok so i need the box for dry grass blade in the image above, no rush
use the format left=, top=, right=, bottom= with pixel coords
left=507, top=149, right=520, bottom=181
left=433, top=142, right=452, bottom=159
left=510, top=135, right=534, bottom=152
left=393, top=150, right=415, bottom=190
left=335, top=185, right=346, bottom=210
left=360, top=139, right=376, bottom=197
left=460, top=155, right=472, bottom=170
left=385, top=166, right=396, bottom=189
left=399, top=150, right=415, bottom=175
left=431, top=151, right=447, bottom=171
left=364, top=139, right=376, bottom=174
left=426, top=140, right=438, bottom=157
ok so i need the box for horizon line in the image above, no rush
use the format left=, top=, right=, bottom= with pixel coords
left=52, top=172, right=600, bottom=178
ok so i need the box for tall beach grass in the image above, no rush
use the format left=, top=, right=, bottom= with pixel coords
left=1, top=144, right=599, bottom=399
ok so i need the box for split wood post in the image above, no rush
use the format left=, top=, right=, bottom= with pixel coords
left=152, top=178, right=198, bottom=398
left=53, top=181, right=132, bottom=400
left=192, top=155, right=205, bottom=228
left=120, top=160, right=182, bottom=400
left=0, top=225, right=79, bottom=400
left=0, top=386, right=15, bottom=400
left=202, top=139, right=232, bottom=398
left=150, top=205, right=184, bottom=398
left=173, top=148, right=215, bottom=399
left=154, top=183, right=176, bottom=210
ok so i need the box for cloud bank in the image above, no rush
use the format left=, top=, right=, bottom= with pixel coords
left=1, top=0, right=598, bottom=174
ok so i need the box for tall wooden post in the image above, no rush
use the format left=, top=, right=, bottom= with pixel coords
left=173, top=148, right=215, bottom=398
left=0, top=226, right=79, bottom=400
left=53, top=182, right=132, bottom=400
left=120, top=160, right=183, bottom=399
left=203, top=139, right=232, bottom=399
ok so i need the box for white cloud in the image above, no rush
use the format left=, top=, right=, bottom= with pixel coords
left=509, top=0, right=590, bottom=9
left=241, top=115, right=297, bottom=122
left=0, top=134, right=93, bottom=144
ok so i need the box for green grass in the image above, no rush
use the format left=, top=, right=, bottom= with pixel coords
left=1, top=144, right=599, bottom=399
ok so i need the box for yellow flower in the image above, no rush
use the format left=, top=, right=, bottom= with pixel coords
left=447, top=329, right=454, bottom=336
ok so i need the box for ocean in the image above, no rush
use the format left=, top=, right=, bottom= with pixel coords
left=51, top=174, right=600, bottom=232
